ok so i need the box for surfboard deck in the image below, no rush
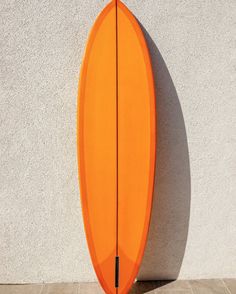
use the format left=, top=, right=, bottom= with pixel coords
left=77, top=1, right=156, bottom=293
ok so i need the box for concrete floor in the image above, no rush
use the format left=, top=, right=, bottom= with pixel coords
left=0, top=280, right=235, bottom=294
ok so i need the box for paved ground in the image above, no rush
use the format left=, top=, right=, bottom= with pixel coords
left=0, top=280, right=235, bottom=293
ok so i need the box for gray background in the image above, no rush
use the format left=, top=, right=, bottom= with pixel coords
left=0, top=0, right=236, bottom=283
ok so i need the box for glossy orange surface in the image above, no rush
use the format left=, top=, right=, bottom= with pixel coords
left=77, top=1, right=156, bottom=293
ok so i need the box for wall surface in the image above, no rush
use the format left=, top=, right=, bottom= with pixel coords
left=0, top=0, right=236, bottom=283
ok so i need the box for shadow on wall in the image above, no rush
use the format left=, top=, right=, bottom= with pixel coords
left=137, top=25, right=191, bottom=282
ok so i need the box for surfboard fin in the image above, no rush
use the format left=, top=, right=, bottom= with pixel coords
left=115, top=256, right=119, bottom=288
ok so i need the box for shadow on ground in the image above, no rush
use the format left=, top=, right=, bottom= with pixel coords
left=132, top=23, right=191, bottom=292
left=130, top=280, right=174, bottom=294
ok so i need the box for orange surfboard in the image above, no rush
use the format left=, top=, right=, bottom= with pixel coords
left=77, top=1, right=156, bottom=293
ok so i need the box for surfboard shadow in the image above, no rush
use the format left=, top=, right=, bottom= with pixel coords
left=134, top=24, right=191, bottom=290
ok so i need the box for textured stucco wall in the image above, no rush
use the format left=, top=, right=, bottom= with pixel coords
left=0, top=0, right=236, bottom=283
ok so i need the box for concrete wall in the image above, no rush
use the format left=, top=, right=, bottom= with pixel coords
left=0, top=0, right=235, bottom=283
